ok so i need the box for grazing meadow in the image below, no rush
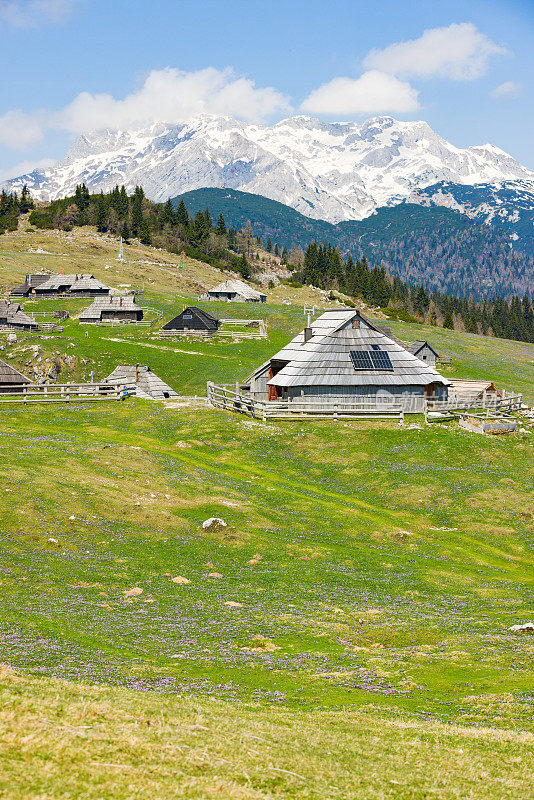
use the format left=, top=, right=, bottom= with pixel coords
left=0, top=225, right=533, bottom=798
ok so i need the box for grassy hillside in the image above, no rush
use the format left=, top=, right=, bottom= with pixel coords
left=1, top=223, right=534, bottom=798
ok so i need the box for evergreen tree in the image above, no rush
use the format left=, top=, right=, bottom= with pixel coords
left=266, top=237, right=272, bottom=253
left=96, top=192, right=107, bottom=232
left=215, top=212, right=227, bottom=236
left=204, top=207, right=212, bottom=229
left=274, top=243, right=279, bottom=257
left=120, top=221, right=130, bottom=242
left=19, top=185, right=34, bottom=213
left=161, top=198, right=175, bottom=226
left=443, top=311, right=454, bottom=329
left=139, top=219, right=152, bottom=245
left=176, top=199, right=189, bottom=226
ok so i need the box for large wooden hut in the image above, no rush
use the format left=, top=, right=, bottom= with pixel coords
left=244, top=310, right=449, bottom=411
left=0, top=359, right=31, bottom=393
left=26, top=273, right=110, bottom=297
left=161, top=307, right=220, bottom=334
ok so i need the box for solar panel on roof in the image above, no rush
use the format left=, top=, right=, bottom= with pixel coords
left=370, top=350, right=394, bottom=371
left=349, top=350, right=373, bottom=370
left=350, top=349, right=394, bottom=371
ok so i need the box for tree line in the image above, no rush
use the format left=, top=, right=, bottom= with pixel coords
left=22, top=183, right=534, bottom=344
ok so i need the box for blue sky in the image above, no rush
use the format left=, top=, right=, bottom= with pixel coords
left=0, top=0, right=532, bottom=179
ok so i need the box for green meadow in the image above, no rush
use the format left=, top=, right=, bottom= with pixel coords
left=0, top=225, right=533, bottom=798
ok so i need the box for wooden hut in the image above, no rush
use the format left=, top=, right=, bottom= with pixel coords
left=0, top=301, right=38, bottom=331
left=448, top=379, right=499, bottom=403
left=104, top=365, right=178, bottom=400
left=28, top=273, right=110, bottom=297
left=0, top=358, right=31, bottom=393
left=243, top=310, right=449, bottom=412
left=200, top=279, right=267, bottom=303
left=161, top=306, right=220, bottom=334
left=406, top=340, right=440, bottom=367
left=79, top=295, right=143, bottom=324
left=10, top=274, right=50, bottom=297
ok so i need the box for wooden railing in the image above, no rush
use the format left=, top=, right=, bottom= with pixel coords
left=158, top=319, right=267, bottom=340
left=0, top=382, right=136, bottom=404
left=207, top=382, right=404, bottom=421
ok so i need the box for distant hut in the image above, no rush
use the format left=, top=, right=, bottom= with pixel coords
left=0, top=358, right=31, bottom=393
left=161, top=306, right=221, bottom=334
left=30, top=274, right=110, bottom=297
left=406, top=340, right=440, bottom=367
left=104, top=365, right=179, bottom=400
left=10, top=274, right=50, bottom=297
left=201, top=279, right=267, bottom=303
left=79, top=295, right=143, bottom=324
left=0, top=301, right=38, bottom=331
left=243, top=309, right=449, bottom=411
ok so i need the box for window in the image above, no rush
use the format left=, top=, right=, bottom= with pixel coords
left=183, top=314, right=193, bottom=320
left=352, top=319, right=360, bottom=328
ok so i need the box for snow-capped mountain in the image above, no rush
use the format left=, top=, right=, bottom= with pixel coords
left=4, top=114, right=534, bottom=224
left=408, top=179, right=534, bottom=256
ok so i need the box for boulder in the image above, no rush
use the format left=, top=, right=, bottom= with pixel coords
left=510, top=622, right=534, bottom=633
left=202, top=517, right=227, bottom=530
left=6, top=334, right=17, bottom=345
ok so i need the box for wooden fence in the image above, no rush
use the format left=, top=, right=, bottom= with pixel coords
left=158, top=319, right=267, bottom=340
left=0, top=382, right=136, bottom=405
left=207, top=382, right=405, bottom=421
left=207, top=382, right=524, bottom=423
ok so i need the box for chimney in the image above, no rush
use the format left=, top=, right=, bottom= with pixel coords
left=303, top=327, right=313, bottom=343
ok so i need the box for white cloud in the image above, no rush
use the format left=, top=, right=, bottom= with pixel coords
left=491, top=81, right=522, bottom=100
left=0, top=66, right=291, bottom=152
left=0, top=109, right=44, bottom=148
left=0, top=156, right=56, bottom=182
left=300, top=70, right=419, bottom=115
left=364, top=23, right=507, bottom=81
left=0, top=0, right=79, bottom=26
left=55, top=67, right=291, bottom=133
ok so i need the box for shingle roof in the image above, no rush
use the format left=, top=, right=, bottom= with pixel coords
left=265, top=310, right=449, bottom=389
left=35, top=273, right=110, bottom=293
left=0, top=301, right=38, bottom=328
left=407, top=340, right=440, bottom=357
left=79, top=295, right=141, bottom=320
left=0, top=358, right=32, bottom=385
left=104, top=365, right=179, bottom=400
left=205, top=279, right=266, bottom=300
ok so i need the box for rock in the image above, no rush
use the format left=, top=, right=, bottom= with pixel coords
left=202, top=517, right=227, bottom=530
left=6, top=334, right=17, bottom=345
left=47, top=537, right=58, bottom=544
left=124, top=587, right=143, bottom=597
left=510, top=622, right=534, bottom=633
left=224, top=601, right=243, bottom=608
left=208, top=572, right=223, bottom=578
left=171, top=576, right=191, bottom=584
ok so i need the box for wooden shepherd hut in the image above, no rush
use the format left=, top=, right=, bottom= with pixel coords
left=0, top=301, right=38, bottom=331
left=0, top=358, right=31, bottom=393
left=79, top=295, right=143, bottom=324
left=243, top=310, right=449, bottom=411
left=406, top=340, right=440, bottom=367
left=29, top=273, right=110, bottom=297
left=104, top=365, right=179, bottom=400
left=200, top=279, right=267, bottom=303
left=161, top=306, right=221, bottom=334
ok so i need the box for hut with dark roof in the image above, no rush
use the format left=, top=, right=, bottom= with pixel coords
left=0, top=359, right=32, bottom=393
left=26, top=273, right=110, bottom=297
left=244, top=309, right=449, bottom=411
left=161, top=306, right=220, bottom=334
left=10, top=274, right=50, bottom=297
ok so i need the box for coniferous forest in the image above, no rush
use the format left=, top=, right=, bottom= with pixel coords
left=12, top=182, right=534, bottom=344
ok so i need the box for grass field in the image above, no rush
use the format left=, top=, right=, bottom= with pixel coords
left=0, top=225, right=533, bottom=798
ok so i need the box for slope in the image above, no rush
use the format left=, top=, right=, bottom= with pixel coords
left=175, top=188, right=534, bottom=299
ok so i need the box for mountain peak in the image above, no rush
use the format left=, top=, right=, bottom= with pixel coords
left=3, top=114, right=533, bottom=223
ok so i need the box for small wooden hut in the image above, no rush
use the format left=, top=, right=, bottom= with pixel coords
left=0, top=301, right=38, bottom=331
left=161, top=307, right=220, bottom=334
left=0, top=358, right=31, bottom=393
left=79, top=295, right=143, bottom=324
left=200, top=279, right=267, bottom=303
left=407, top=340, right=440, bottom=367
left=104, top=365, right=178, bottom=400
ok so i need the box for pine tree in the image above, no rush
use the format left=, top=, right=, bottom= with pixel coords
left=131, top=192, right=143, bottom=237
left=204, top=207, right=212, bottom=229
left=120, top=221, right=130, bottom=242
left=266, top=237, right=272, bottom=253
left=96, top=192, right=107, bottom=232
left=19, top=185, right=34, bottom=213
left=139, top=219, right=152, bottom=245
left=443, top=311, right=454, bottom=329
left=274, top=243, right=279, bottom=257
left=215, top=213, right=227, bottom=236
left=161, top=198, right=175, bottom=227
left=176, top=200, right=189, bottom=226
